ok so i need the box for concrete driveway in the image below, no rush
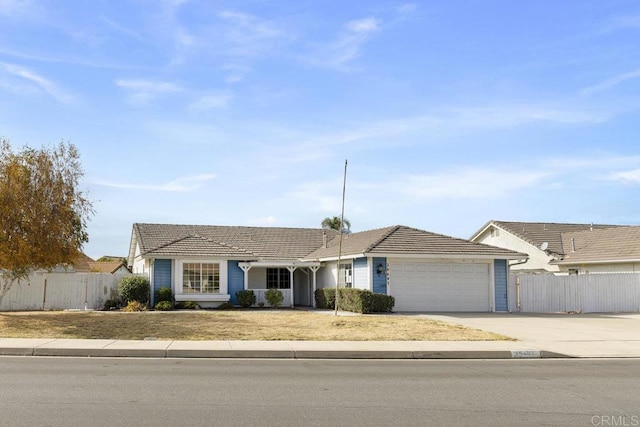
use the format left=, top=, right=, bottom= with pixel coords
left=419, top=313, right=640, bottom=358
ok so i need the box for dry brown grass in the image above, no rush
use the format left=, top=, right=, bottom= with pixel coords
left=0, top=310, right=512, bottom=341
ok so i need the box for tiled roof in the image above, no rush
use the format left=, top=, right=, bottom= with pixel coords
left=555, top=226, right=640, bottom=264
left=486, top=221, right=620, bottom=255
left=87, top=262, right=129, bottom=273
left=304, top=225, right=525, bottom=260
left=133, top=223, right=338, bottom=260
left=71, top=253, right=95, bottom=272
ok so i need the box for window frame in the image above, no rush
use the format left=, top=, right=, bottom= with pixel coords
left=266, top=268, right=291, bottom=289
left=338, top=262, right=353, bottom=288
left=173, top=260, right=229, bottom=302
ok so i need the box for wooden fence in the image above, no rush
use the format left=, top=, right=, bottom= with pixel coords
left=508, top=273, right=640, bottom=313
left=0, top=272, right=132, bottom=311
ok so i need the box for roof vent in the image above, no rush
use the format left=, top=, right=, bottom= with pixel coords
left=322, top=230, right=327, bottom=249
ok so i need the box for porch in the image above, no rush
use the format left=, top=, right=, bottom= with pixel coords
left=238, top=261, right=321, bottom=307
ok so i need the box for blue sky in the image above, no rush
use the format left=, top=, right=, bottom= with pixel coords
left=1, top=0, right=640, bottom=259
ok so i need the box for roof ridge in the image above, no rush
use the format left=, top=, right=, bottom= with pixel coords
left=363, top=225, right=401, bottom=253
left=194, top=234, right=257, bottom=256
left=140, top=234, right=193, bottom=256
left=135, top=222, right=330, bottom=232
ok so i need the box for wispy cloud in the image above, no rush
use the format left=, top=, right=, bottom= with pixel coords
left=396, top=169, right=548, bottom=200
left=580, top=69, right=640, bottom=96
left=218, top=10, right=285, bottom=58
left=309, top=16, right=381, bottom=69
left=609, top=169, right=640, bottom=184
left=189, top=92, right=232, bottom=110
left=1, top=62, right=74, bottom=102
left=101, top=15, right=146, bottom=43
left=92, top=174, right=216, bottom=192
left=0, top=0, right=36, bottom=19
left=115, top=78, right=182, bottom=105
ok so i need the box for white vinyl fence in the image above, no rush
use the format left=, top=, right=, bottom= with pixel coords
left=509, top=273, right=640, bottom=313
left=0, top=272, right=133, bottom=311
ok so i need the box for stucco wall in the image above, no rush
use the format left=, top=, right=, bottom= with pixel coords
left=474, top=227, right=558, bottom=272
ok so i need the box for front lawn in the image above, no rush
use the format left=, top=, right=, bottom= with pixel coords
left=0, top=310, right=512, bottom=341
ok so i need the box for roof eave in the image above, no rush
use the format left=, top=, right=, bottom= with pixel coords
left=469, top=220, right=495, bottom=241
left=552, top=258, right=640, bottom=266
left=364, top=252, right=528, bottom=260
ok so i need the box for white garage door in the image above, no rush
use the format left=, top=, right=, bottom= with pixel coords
left=389, top=260, right=490, bottom=312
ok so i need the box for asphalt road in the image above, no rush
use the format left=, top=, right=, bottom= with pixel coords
left=0, top=358, right=638, bottom=426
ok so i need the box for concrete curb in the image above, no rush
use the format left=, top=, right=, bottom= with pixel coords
left=0, top=338, right=582, bottom=359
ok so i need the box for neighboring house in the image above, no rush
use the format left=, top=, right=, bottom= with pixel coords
left=128, top=223, right=524, bottom=312
left=552, top=226, right=640, bottom=274
left=49, top=252, right=95, bottom=273
left=88, top=261, right=131, bottom=274
left=470, top=220, right=627, bottom=274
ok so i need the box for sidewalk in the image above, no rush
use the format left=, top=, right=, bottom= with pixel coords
left=2, top=313, right=639, bottom=360
left=0, top=338, right=563, bottom=359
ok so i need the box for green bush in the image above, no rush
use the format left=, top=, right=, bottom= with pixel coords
left=370, top=292, right=395, bottom=313
left=118, top=276, right=150, bottom=305
left=122, top=300, right=147, bottom=312
left=155, top=287, right=173, bottom=303
left=265, top=288, right=284, bottom=308
left=314, top=288, right=394, bottom=313
left=175, top=301, right=199, bottom=310
left=236, top=290, right=256, bottom=308
left=314, top=288, right=336, bottom=309
left=338, top=288, right=366, bottom=313
left=154, top=300, right=173, bottom=311
left=103, top=299, right=120, bottom=311
left=217, top=302, right=235, bottom=310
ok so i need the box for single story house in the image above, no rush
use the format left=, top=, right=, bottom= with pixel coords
left=469, top=220, right=635, bottom=274
left=128, top=223, right=525, bottom=312
left=87, top=261, right=131, bottom=274
left=551, top=226, right=640, bottom=274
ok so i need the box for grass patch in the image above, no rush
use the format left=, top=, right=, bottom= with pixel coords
left=0, top=311, right=512, bottom=341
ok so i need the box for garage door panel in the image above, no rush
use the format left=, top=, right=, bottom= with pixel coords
left=389, top=260, right=490, bottom=312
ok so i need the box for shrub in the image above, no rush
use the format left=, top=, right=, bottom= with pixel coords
left=217, top=302, right=235, bottom=310
left=314, top=288, right=394, bottom=313
left=314, top=288, right=336, bottom=309
left=370, top=293, right=395, bottom=313
left=155, top=287, right=173, bottom=304
left=122, top=300, right=147, bottom=312
left=338, top=288, right=366, bottom=313
left=103, top=299, right=120, bottom=311
left=154, top=301, right=172, bottom=311
left=265, top=288, right=284, bottom=308
left=258, top=302, right=265, bottom=308
left=236, top=290, right=256, bottom=308
left=175, top=301, right=199, bottom=310
left=118, top=276, right=150, bottom=305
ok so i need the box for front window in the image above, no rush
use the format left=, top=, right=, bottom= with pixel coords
left=183, top=262, right=220, bottom=294
left=266, top=268, right=290, bottom=289
left=339, top=263, right=353, bottom=288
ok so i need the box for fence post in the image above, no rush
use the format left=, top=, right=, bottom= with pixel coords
left=42, top=278, right=47, bottom=310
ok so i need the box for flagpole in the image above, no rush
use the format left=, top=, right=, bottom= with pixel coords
left=334, top=159, right=348, bottom=316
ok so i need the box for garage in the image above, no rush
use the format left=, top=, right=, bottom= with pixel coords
left=389, top=259, right=491, bottom=312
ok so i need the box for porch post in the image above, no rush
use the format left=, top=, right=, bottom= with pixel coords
left=286, top=266, right=297, bottom=308
left=239, top=264, right=252, bottom=291
left=309, top=266, right=320, bottom=308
